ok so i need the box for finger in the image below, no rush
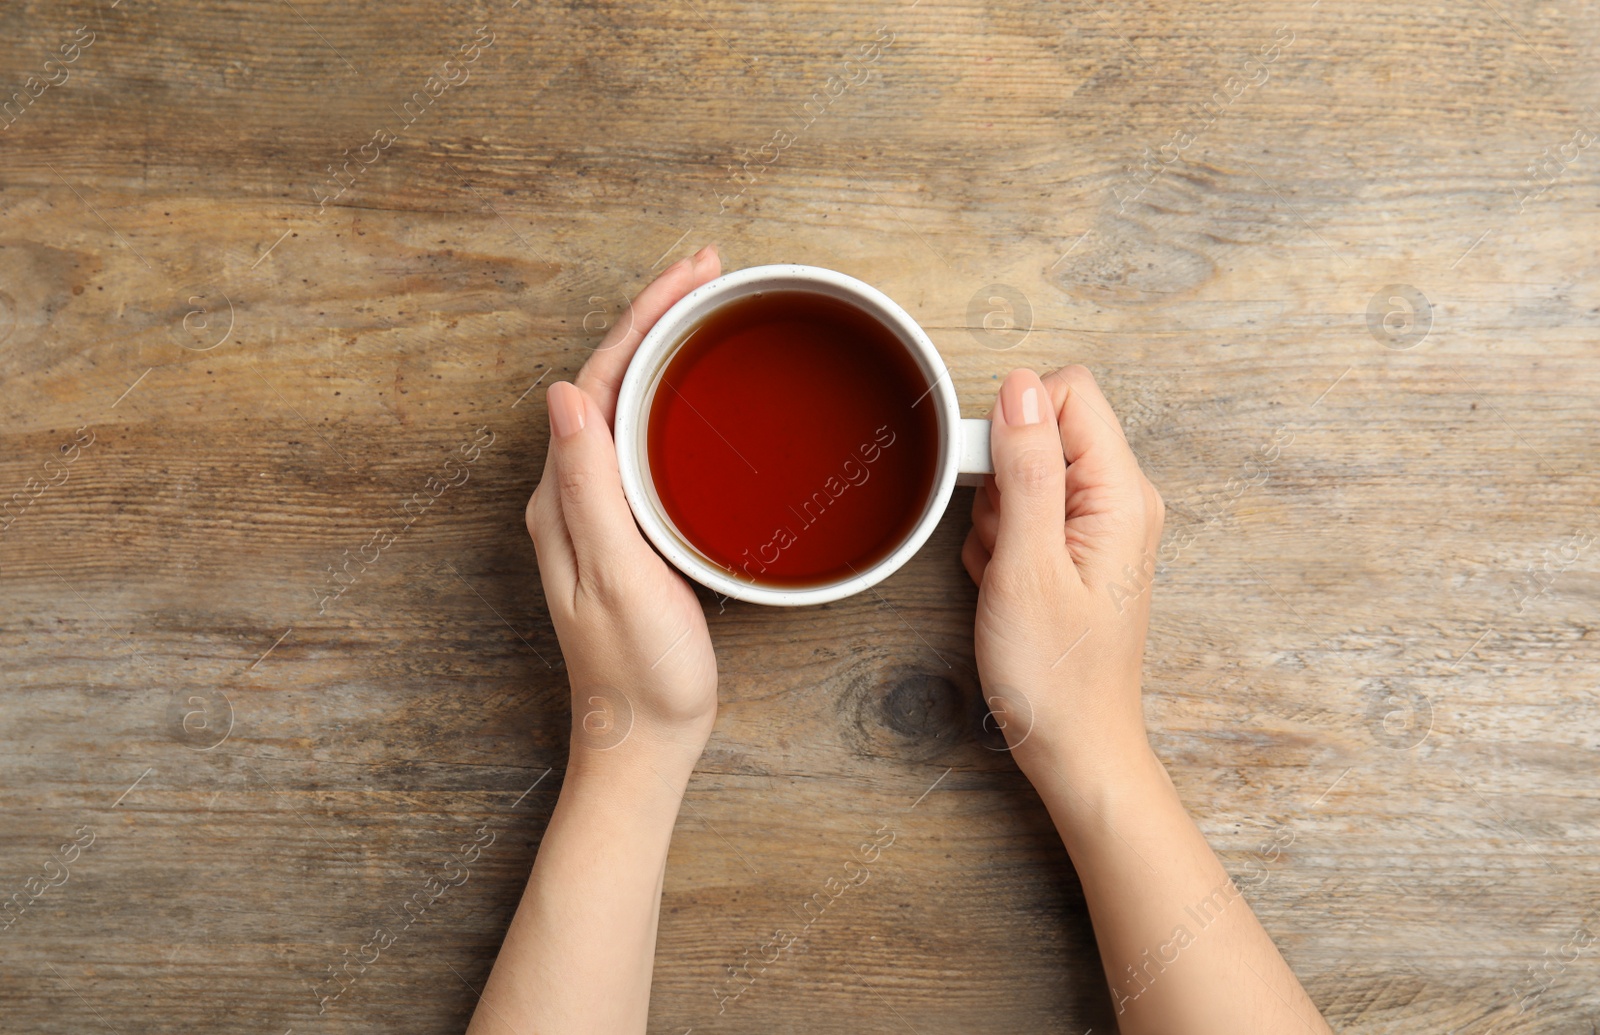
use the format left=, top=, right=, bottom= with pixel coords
left=1040, top=366, right=1152, bottom=583
left=961, top=527, right=990, bottom=586
left=1143, top=476, right=1165, bottom=562
left=526, top=419, right=578, bottom=581
left=546, top=380, right=650, bottom=578
left=526, top=480, right=578, bottom=611
left=970, top=478, right=999, bottom=555
left=577, top=245, right=722, bottom=425
left=988, top=368, right=1069, bottom=567
left=978, top=399, right=1001, bottom=517
left=1040, top=365, right=1143, bottom=492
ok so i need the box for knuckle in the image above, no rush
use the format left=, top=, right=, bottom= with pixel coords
left=1006, top=445, right=1061, bottom=496
left=524, top=487, right=546, bottom=536
left=961, top=536, right=982, bottom=573
left=557, top=465, right=593, bottom=504
left=1059, top=363, right=1096, bottom=388
left=577, top=563, right=633, bottom=608
left=1108, top=502, right=1146, bottom=541
left=978, top=509, right=999, bottom=545
left=986, top=550, right=1063, bottom=604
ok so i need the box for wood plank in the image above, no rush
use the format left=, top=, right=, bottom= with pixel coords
left=2, top=0, right=1597, bottom=1032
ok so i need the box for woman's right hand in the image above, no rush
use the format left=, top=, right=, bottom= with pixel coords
left=525, top=247, right=724, bottom=763
left=963, top=366, right=1165, bottom=790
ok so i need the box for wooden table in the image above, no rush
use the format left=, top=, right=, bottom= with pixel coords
left=3, top=1, right=1597, bottom=1032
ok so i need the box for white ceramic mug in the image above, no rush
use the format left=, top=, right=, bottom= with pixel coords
left=614, top=264, right=993, bottom=607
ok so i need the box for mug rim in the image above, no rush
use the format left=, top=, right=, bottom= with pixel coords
left=613, top=264, right=961, bottom=607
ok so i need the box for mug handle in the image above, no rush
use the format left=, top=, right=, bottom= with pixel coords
left=955, top=418, right=993, bottom=488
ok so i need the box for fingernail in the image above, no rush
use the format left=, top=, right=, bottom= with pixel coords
left=1001, top=372, right=1042, bottom=426
left=548, top=381, right=585, bottom=438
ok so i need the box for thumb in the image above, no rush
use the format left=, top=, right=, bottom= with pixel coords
left=988, top=368, right=1068, bottom=564
left=546, top=380, right=647, bottom=575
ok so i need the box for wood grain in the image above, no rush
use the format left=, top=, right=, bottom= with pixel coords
left=2, top=0, right=1597, bottom=1032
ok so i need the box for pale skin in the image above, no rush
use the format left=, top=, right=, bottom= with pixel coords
left=465, top=247, right=1335, bottom=1035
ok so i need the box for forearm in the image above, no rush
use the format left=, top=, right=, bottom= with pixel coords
left=467, top=738, right=698, bottom=1035
left=1021, top=742, right=1331, bottom=1035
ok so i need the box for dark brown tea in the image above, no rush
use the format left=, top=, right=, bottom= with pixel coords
left=645, top=290, right=940, bottom=588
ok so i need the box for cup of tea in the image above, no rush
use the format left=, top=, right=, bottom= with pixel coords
left=614, top=264, right=993, bottom=606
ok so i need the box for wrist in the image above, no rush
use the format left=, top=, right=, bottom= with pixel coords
left=567, top=683, right=715, bottom=772
left=556, top=740, right=698, bottom=838
left=1016, top=736, right=1176, bottom=851
left=566, top=716, right=708, bottom=799
left=1007, top=709, right=1152, bottom=787
left=569, top=735, right=703, bottom=784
